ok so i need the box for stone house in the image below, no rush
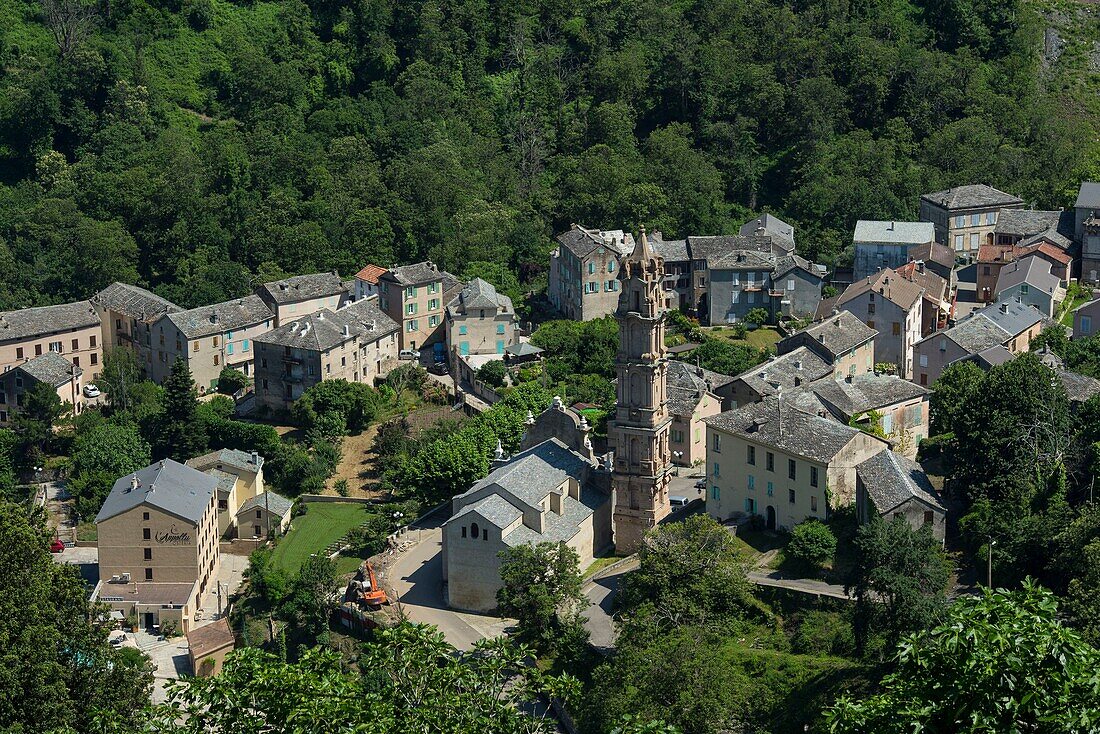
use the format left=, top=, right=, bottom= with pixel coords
left=852, top=220, right=936, bottom=281
left=912, top=300, right=1045, bottom=386
left=649, top=235, right=692, bottom=309
left=739, top=213, right=796, bottom=250
left=703, top=397, right=890, bottom=530
left=0, top=352, right=85, bottom=425
left=253, top=297, right=399, bottom=411
left=235, top=491, right=293, bottom=540
left=257, top=272, right=348, bottom=326
left=706, top=247, right=823, bottom=325
left=353, top=264, right=386, bottom=302
left=804, top=372, right=931, bottom=457
left=777, top=311, right=878, bottom=380
left=977, top=242, right=1073, bottom=303
left=1075, top=183, right=1100, bottom=283
left=442, top=437, right=613, bottom=612
left=895, top=261, right=952, bottom=337
left=184, top=448, right=266, bottom=539
left=907, top=241, right=956, bottom=285
left=994, top=256, right=1064, bottom=318
left=93, top=459, right=221, bottom=633
left=150, top=296, right=275, bottom=393
left=855, top=451, right=946, bottom=542
left=994, top=209, right=1074, bottom=251
left=548, top=224, right=635, bottom=321
left=725, top=346, right=833, bottom=409
left=1073, top=298, right=1100, bottom=339
left=919, top=184, right=1025, bottom=257
left=445, top=277, right=517, bottom=357
left=378, top=261, right=461, bottom=357
left=834, top=269, right=924, bottom=379
left=92, top=282, right=182, bottom=378
left=0, top=301, right=102, bottom=380
left=666, top=360, right=725, bottom=466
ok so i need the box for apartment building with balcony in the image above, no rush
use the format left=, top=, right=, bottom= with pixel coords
left=548, top=224, right=635, bottom=321
left=92, top=282, right=182, bottom=378
left=919, top=184, right=1025, bottom=257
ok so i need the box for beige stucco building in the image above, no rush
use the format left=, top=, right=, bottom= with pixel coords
left=378, top=261, right=461, bottom=356
left=185, top=448, right=266, bottom=538
left=919, top=184, right=1024, bottom=257
left=704, top=397, right=890, bottom=530
left=257, top=272, right=348, bottom=325
left=778, top=311, right=878, bottom=380
left=149, top=295, right=275, bottom=393
left=93, top=459, right=221, bottom=632
left=253, top=297, right=399, bottom=411
left=445, top=278, right=518, bottom=357
left=92, top=282, right=182, bottom=378
left=834, top=269, right=924, bottom=379
left=666, top=360, right=726, bottom=467
left=0, top=352, right=86, bottom=425
left=0, top=301, right=102, bottom=381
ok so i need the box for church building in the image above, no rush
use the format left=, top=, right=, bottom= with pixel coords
left=440, top=229, right=674, bottom=610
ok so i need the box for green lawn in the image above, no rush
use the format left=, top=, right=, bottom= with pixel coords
left=705, top=326, right=782, bottom=351
left=271, top=502, right=376, bottom=574
left=1060, top=296, right=1089, bottom=326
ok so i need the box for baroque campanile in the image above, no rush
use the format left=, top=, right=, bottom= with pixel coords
left=610, top=227, right=673, bottom=553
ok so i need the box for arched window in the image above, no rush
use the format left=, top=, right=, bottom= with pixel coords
left=470, top=522, right=479, bottom=539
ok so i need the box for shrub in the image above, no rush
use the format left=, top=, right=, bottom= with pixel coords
left=477, top=360, right=507, bottom=388
left=334, top=478, right=350, bottom=497
left=788, top=520, right=837, bottom=568
left=217, top=367, right=249, bottom=395
left=745, top=307, right=770, bottom=326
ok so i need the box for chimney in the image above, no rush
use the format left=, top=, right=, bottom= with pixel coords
left=1000, top=303, right=1009, bottom=314
left=818, top=334, right=825, bottom=342
left=343, top=324, right=350, bottom=336
left=251, top=451, right=259, bottom=466
left=888, top=221, right=895, bottom=230
left=210, top=312, right=218, bottom=324
left=317, top=312, right=325, bottom=320
left=845, top=374, right=853, bottom=383
left=794, top=376, right=802, bottom=387
left=794, top=359, right=802, bottom=370
left=129, top=475, right=139, bottom=491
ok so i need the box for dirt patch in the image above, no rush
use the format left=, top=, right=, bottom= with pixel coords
left=327, top=425, right=383, bottom=498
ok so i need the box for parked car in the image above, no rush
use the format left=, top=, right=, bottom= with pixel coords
left=49, top=538, right=65, bottom=553
left=82, top=384, right=101, bottom=398
left=428, top=360, right=448, bottom=375
left=693, top=478, right=707, bottom=490
left=670, top=496, right=691, bottom=512
left=398, top=349, right=421, bottom=361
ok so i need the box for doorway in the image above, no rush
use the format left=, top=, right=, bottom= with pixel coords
left=766, top=505, right=776, bottom=531
left=142, top=612, right=155, bottom=630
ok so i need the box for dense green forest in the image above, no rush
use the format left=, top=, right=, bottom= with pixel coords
left=1, top=0, right=1096, bottom=310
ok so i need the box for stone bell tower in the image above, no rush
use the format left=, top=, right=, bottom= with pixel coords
left=610, top=227, right=673, bottom=553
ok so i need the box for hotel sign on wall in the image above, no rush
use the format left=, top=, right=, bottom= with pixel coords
left=155, top=526, right=192, bottom=545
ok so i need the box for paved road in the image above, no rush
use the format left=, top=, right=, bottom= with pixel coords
left=384, top=525, right=511, bottom=650
left=583, top=559, right=638, bottom=649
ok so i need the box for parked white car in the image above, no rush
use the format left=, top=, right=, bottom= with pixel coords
left=398, top=349, right=421, bottom=361
left=82, top=384, right=101, bottom=398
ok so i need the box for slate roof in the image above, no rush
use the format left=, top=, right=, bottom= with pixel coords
left=505, top=342, right=544, bottom=357
left=995, top=209, right=1060, bottom=237
left=383, top=261, right=448, bottom=287
left=689, top=234, right=779, bottom=264
left=938, top=315, right=1013, bottom=353
left=446, top=277, right=513, bottom=317
left=895, top=261, right=949, bottom=301
left=166, top=295, right=273, bottom=339
left=733, top=346, right=832, bottom=398
left=836, top=269, right=925, bottom=311
left=256, top=298, right=398, bottom=351
left=955, top=345, right=1014, bottom=369
left=1076, top=182, right=1100, bottom=211
left=186, top=618, right=235, bottom=659
left=207, top=469, right=238, bottom=498
left=650, top=235, right=690, bottom=262
left=739, top=213, right=796, bottom=248
left=994, top=257, right=1061, bottom=298
left=908, top=241, right=954, bottom=268
left=809, top=373, right=928, bottom=420
left=16, top=352, right=81, bottom=387
left=1057, top=370, right=1100, bottom=404
left=502, top=488, right=601, bottom=546
left=95, top=459, right=217, bottom=525
left=704, top=397, right=870, bottom=463
left=857, top=451, right=944, bottom=513
left=451, top=494, right=523, bottom=529
left=921, top=184, right=1024, bottom=210
left=354, top=264, right=387, bottom=285
left=237, top=491, right=294, bottom=518
left=853, top=220, right=935, bottom=245
left=259, top=272, right=346, bottom=305
left=666, top=360, right=731, bottom=415
left=0, top=301, right=100, bottom=342
left=977, top=300, right=1045, bottom=336
left=555, top=225, right=635, bottom=259
left=708, top=247, right=777, bottom=270
left=458, top=439, right=589, bottom=510
left=791, top=312, right=878, bottom=358
left=774, top=254, right=824, bottom=279
left=92, top=283, right=181, bottom=323
left=186, top=448, right=264, bottom=474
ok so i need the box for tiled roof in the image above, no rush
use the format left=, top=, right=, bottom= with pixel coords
left=689, top=234, right=777, bottom=264
left=259, top=272, right=346, bottom=305
left=452, top=494, right=523, bottom=529
left=809, top=373, right=928, bottom=420
left=704, top=396, right=870, bottom=463
left=853, top=220, right=935, bottom=245
left=166, top=295, right=274, bottom=339
left=95, top=459, right=217, bottom=525
left=0, top=301, right=100, bottom=342
left=733, top=346, right=832, bottom=398
left=92, top=283, right=181, bottom=323
left=789, top=311, right=878, bottom=358
left=446, top=278, right=513, bottom=317
left=921, top=184, right=1023, bottom=210
left=256, top=298, right=398, bottom=351
left=383, top=261, right=445, bottom=286
left=186, top=448, right=264, bottom=474
left=237, top=491, right=294, bottom=518
left=555, top=225, right=635, bottom=259
left=354, top=264, right=387, bottom=285
left=994, top=256, right=1061, bottom=297
left=857, top=450, right=944, bottom=513
left=186, top=618, right=235, bottom=659
left=459, top=439, right=589, bottom=510
left=836, top=268, right=925, bottom=311
left=908, top=241, right=954, bottom=268
left=666, top=360, right=731, bottom=415
left=739, top=213, right=796, bottom=248
left=1076, top=182, right=1100, bottom=210
left=16, top=351, right=81, bottom=387
left=895, top=261, right=949, bottom=301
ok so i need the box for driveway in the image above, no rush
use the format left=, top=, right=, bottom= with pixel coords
left=383, top=524, right=511, bottom=650
left=583, top=559, right=638, bottom=650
